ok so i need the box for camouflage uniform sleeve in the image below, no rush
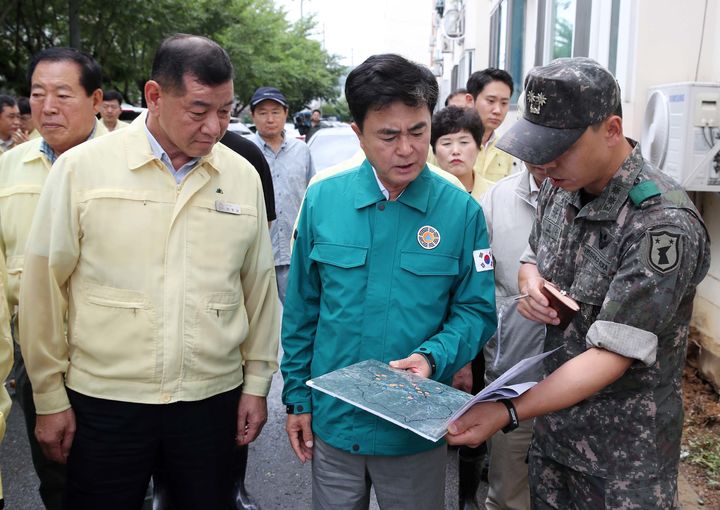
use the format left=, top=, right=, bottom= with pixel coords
left=587, top=209, right=710, bottom=365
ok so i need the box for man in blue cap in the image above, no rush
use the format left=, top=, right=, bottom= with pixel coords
left=250, top=87, right=315, bottom=303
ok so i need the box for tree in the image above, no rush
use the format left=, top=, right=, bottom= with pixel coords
left=218, top=6, right=345, bottom=111
left=321, top=97, right=351, bottom=122
left=0, top=0, right=344, bottom=112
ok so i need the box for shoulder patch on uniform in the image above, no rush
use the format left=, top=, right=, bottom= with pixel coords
left=628, top=181, right=661, bottom=206
left=645, top=230, right=682, bottom=274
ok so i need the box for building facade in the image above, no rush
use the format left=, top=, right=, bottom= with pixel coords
left=430, top=0, right=720, bottom=385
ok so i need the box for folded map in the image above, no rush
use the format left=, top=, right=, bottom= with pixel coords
left=306, top=348, right=559, bottom=442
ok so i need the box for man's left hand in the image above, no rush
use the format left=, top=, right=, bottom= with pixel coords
left=389, top=353, right=431, bottom=378
left=236, top=394, right=268, bottom=445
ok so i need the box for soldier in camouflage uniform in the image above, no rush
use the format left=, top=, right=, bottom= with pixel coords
left=446, top=57, right=711, bottom=509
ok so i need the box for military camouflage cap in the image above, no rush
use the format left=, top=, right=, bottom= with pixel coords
left=496, top=57, right=621, bottom=165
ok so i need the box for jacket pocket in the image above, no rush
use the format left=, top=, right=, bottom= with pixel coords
left=309, top=243, right=367, bottom=268
left=71, top=284, right=157, bottom=381
left=399, top=251, right=459, bottom=276
left=189, top=291, right=247, bottom=380
left=6, top=254, right=23, bottom=308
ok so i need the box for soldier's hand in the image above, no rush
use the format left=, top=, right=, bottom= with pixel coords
left=35, top=408, right=76, bottom=464
left=286, top=413, right=314, bottom=463
left=236, top=394, right=268, bottom=445
left=517, top=264, right=560, bottom=326
left=445, top=401, right=508, bottom=448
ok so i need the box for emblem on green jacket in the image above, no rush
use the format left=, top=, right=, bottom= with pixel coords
left=417, top=226, right=441, bottom=249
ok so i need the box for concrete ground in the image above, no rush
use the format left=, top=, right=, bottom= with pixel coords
left=0, top=361, right=703, bottom=509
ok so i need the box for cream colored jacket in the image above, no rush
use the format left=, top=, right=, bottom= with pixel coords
left=20, top=119, right=280, bottom=414
left=0, top=120, right=108, bottom=313
left=0, top=253, right=12, bottom=501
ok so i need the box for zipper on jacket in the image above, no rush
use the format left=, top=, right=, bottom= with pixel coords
left=493, top=308, right=503, bottom=368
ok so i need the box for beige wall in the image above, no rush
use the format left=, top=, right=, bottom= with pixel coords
left=433, top=0, right=720, bottom=357
left=623, top=0, right=719, bottom=138
left=622, top=0, right=719, bottom=355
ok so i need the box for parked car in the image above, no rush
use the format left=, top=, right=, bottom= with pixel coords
left=119, top=104, right=146, bottom=122
left=307, top=125, right=361, bottom=172
left=227, top=118, right=253, bottom=137
left=285, top=122, right=305, bottom=141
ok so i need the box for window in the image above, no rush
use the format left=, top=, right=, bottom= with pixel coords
left=457, top=50, right=475, bottom=92
left=535, top=0, right=592, bottom=65
left=548, top=0, right=575, bottom=59
left=489, top=0, right=525, bottom=103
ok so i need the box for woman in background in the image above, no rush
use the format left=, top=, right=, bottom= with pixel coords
left=431, top=106, right=489, bottom=510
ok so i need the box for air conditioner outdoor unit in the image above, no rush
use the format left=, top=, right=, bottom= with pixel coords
left=640, top=82, right=720, bottom=191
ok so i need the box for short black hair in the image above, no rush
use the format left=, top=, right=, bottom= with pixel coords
left=444, top=88, right=467, bottom=107
left=17, top=97, right=30, bottom=115
left=0, top=95, right=16, bottom=111
left=431, top=106, right=484, bottom=152
left=27, top=47, right=102, bottom=97
left=312, top=108, right=321, bottom=115
left=103, top=90, right=123, bottom=104
left=466, top=68, right=514, bottom=100
left=345, top=54, right=438, bottom=131
left=151, top=34, right=234, bottom=94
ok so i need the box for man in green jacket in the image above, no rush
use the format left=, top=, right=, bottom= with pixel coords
left=281, top=53, right=497, bottom=509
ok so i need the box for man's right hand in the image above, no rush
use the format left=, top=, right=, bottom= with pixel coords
left=286, top=413, right=314, bottom=463
left=517, top=263, right=560, bottom=326
left=11, top=129, right=30, bottom=145
left=35, top=408, right=76, bottom=464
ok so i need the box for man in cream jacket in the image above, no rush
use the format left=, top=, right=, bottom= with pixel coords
left=0, top=46, right=107, bottom=509
left=20, top=35, right=279, bottom=508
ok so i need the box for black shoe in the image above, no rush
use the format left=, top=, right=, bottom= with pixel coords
left=458, top=449, right=485, bottom=510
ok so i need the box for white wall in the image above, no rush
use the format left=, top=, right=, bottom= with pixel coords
left=623, top=0, right=718, bottom=138
left=623, top=0, right=720, bottom=355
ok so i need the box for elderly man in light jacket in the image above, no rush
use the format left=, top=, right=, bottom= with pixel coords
left=20, top=35, right=279, bottom=508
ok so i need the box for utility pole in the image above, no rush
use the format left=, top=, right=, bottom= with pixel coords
left=68, top=0, right=81, bottom=49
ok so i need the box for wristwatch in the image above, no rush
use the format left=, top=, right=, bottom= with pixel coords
left=417, top=351, right=436, bottom=376
left=499, top=398, right=520, bottom=433
left=286, top=404, right=308, bottom=414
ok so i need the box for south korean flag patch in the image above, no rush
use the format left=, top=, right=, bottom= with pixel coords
left=473, top=249, right=494, bottom=272
left=646, top=230, right=682, bottom=274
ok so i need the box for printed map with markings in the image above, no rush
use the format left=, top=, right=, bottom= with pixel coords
left=306, top=349, right=558, bottom=442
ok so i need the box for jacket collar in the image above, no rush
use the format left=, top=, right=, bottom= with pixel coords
left=353, top=159, right=430, bottom=213
left=20, top=138, right=47, bottom=165
left=575, top=141, right=644, bottom=221
left=125, top=112, right=222, bottom=174
left=21, top=118, right=106, bottom=166
left=514, top=167, right=541, bottom=208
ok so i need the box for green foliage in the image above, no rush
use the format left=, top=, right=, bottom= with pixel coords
left=321, top=97, right=351, bottom=122
left=687, top=433, right=720, bottom=481
left=0, top=0, right=344, bottom=111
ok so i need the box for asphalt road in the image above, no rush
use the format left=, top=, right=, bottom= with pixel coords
left=1, top=360, right=486, bottom=509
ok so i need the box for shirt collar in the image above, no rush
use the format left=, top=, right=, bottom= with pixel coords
left=354, top=159, right=430, bottom=213
left=483, top=130, right=497, bottom=150
left=40, top=123, right=97, bottom=165
left=143, top=121, right=200, bottom=173
left=253, top=131, right=287, bottom=153
left=371, top=167, right=391, bottom=200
